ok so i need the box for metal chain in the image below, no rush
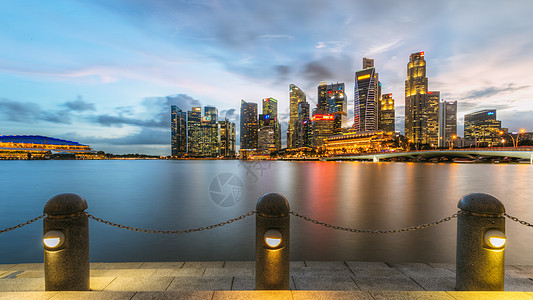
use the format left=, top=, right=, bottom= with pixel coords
left=86, top=211, right=256, bottom=234
left=289, top=211, right=463, bottom=233
left=504, top=213, right=533, bottom=228
left=0, top=214, right=46, bottom=234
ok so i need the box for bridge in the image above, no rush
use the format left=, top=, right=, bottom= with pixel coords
left=324, top=147, right=533, bottom=163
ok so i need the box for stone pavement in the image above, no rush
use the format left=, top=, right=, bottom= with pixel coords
left=1, top=261, right=533, bottom=299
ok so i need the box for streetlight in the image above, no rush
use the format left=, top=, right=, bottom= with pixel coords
left=449, top=135, right=457, bottom=150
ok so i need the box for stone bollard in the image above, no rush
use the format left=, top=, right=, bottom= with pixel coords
left=456, top=193, right=506, bottom=291
left=255, top=193, right=290, bottom=290
left=43, top=193, right=90, bottom=291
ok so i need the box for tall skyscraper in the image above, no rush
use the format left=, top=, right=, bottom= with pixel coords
left=464, top=109, right=501, bottom=147
left=354, top=58, right=379, bottom=132
left=317, top=82, right=328, bottom=112
left=326, top=82, right=347, bottom=133
left=426, top=91, right=440, bottom=146
left=405, top=51, right=429, bottom=145
left=219, top=119, right=236, bottom=157
left=202, top=106, right=220, bottom=157
left=171, top=105, right=187, bottom=157
left=262, top=97, right=280, bottom=151
left=438, top=100, right=457, bottom=147
left=187, top=107, right=202, bottom=157
left=378, top=94, right=395, bottom=133
left=311, top=108, right=334, bottom=148
left=297, top=101, right=311, bottom=148
left=288, top=84, right=306, bottom=149
left=240, top=100, right=258, bottom=150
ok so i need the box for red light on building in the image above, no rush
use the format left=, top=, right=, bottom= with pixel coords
left=428, top=91, right=433, bottom=94
left=311, top=114, right=334, bottom=121
left=388, top=93, right=392, bottom=96
left=420, top=51, right=425, bottom=56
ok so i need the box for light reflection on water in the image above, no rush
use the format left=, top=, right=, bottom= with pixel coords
left=1, top=160, right=532, bottom=264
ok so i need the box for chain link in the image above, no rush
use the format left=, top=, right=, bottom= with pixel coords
left=86, top=211, right=256, bottom=234
left=0, top=214, right=46, bottom=234
left=289, top=211, right=463, bottom=233
left=504, top=213, right=533, bottom=228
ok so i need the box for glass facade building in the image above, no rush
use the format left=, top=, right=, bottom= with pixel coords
left=464, top=109, right=502, bottom=147
left=187, top=107, right=202, bottom=157
left=171, top=105, right=187, bottom=156
left=354, top=61, right=379, bottom=132
left=438, top=101, right=457, bottom=147
left=240, top=100, right=258, bottom=150
left=288, top=85, right=306, bottom=149
left=378, top=94, right=395, bottom=133
left=405, top=52, right=429, bottom=145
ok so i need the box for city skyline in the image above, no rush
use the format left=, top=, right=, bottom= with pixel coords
left=1, top=0, right=533, bottom=155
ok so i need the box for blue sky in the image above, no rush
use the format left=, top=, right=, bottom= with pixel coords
left=1, top=0, right=533, bottom=155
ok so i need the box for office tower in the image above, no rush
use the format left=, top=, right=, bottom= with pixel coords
left=311, top=108, right=334, bottom=148
left=262, top=97, right=281, bottom=151
left=240, top=100, right=258, bottom=150
left=297, top=101, right=311, bottom=148
left=405, top=52, right=429, bottom=146
left=202, top=106, right=220, bottom=157
left=426, top=91, right=440, bottom=147
left=379, top=94, right=395, bottom=133
left=438, top=101, right=457, bottom=147
left=187, top=107, right=202, bottom=156
left=354, top=58, right=379, bottom=132
left=171, top=105, right=187, bottom=157
left=464, top=109, right=502, bottom=147
left=288, top=85, right=306, bottom=149
left=258, top=112, right=276, bottom=154
left=317, top=82, right=328, bottom=112
left=219, top=119, right=236, bottom=157
left=326, top=82, right=347, bottom=133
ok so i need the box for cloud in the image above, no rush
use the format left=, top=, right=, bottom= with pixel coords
left=463, top=84, right=530, bottom=100
left=301, top=61, right=333, bottom=83
left=260, top=34, right=294, bottom=39
left=63, top=96, right=96, bottom=112
left=0, top=98, right=72, bottom=124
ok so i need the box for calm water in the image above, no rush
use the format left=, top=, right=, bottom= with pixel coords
left=1, top=160, right=533, bottom=264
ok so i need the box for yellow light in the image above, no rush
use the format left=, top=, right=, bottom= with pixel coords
left=484, top=229, right=506, bottom=249
left=43, top=230, right=65, bottom=249
left=357, top=74, right=370, bottom=80
left=264, top=229, right=282, bottom=248
left=520, top=129, right=526, bottom=133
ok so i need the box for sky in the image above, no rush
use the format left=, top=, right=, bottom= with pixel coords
left=1, top=0, right=533, bottom=155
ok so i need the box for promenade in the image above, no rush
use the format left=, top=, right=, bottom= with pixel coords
left=1, top=261, right=533, bottom=299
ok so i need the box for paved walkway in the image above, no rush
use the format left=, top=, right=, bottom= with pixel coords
left=1, top=261, right=533, bottom=299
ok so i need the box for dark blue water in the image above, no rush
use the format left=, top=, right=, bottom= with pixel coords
left=1, top=160, right=533, bottom=264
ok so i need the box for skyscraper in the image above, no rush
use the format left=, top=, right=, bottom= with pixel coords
left=311, top=108, right=334, bottom=148
left=240, top=100, right=258, bottom=150
left=317, top=82, right=328, bottom=112
left=187, top=107, right=202, bottom=157
left=288, top=85, right=306, bottom=149
left=262, top=97, right=280, bottom=151
left=379, top=94, right=395, bottom=133
left=202, top=106, right=220, bottom=157
left=297, top=101, right=311, bottom=148
left=219, top=119, right=236, bottom=157
left=171, top=105, right=187, bottom=157
left=464, top=109, right=501, bottom=147
left=326, top=82, right=347, bottom=133
left=438, top=100, right=457, bottom=147
left=354, top=58, right=379, bottom=132
left=405, top=51, right=429, bottom=145
left=426, top=91, right=440, bottom=146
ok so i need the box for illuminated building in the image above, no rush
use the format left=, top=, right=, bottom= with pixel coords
left=262, top=97, right=280, bottom=151
left=187, top=107, right=202, bottom=156
left=317, top=82, right=328, bottom=112
left=288, top=85, right=306, bottom=149
left=0, top=135, right=95, bottom=159
left=405, top=51, right=429, bottom=145
left=379, top=94, right=395, bottom=133
left=297, top=101, right=311, bottom=148
left=354, top=58, right=379, bottom=131
left=219, top=119, right=236, bottom=157
left=324, top=130, right=396, bottom=155
left=240, top=100, right=258, bottom=150
left=311, top=109, right=334, bottom=148
left=258, top=113, right=277, bottom=154
left=201, top=106, right=220, bottom=157
left=426, top=91, right=440, bottom=147
left=464, top=109, right=502, bottom=147
left=325, top=82, right=347, bottom=133
left=171, top=105, right=187, bottom=157
left=438, top=101, right=457, bottom=147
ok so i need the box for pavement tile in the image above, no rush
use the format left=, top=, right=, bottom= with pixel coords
left=291, top=266, right=353, bottom=277
left=410, top=276, right=456, bottom=291
left=10, top=264, right=43, bottom=272
left=428, top=263, right=456, bottom=273
left=49, top=291, right=135, bottom=300
left=231, top=276, right=255, bottom=290
left=104, top=276, right=174, bottom=291
left=0, top=291, right=58, bottom=299
left=372, top=291, right=455, bottom=299
left=204, top=268, right=253, bottom=277
left=506, top=269, right=533, bottom=278
left=90, top=269, right=156, bottom=277
left=351, top=267, right=406, bottom=279
left=304, top=261, right=350, bottom=269
left=90, top=262, right=143, bottom=270
left=213, top=291, right=292, bottom=300
left=89, top=277, right=116, bottom=291
left=354, top=276, right=425, bottom=291
left=132, top=291, right=214, bottom=299
left=393, top=263, right=455, bottom=278
left=292, top=275, right=359, bottom=290
left=0, top=278, right=44, bottom=292
left=139, top=262, right=184, bottom=269
left=290, top=261, right=306, bottom=268
left=13, top=271, right=44, bottom=278
left=346, top=262, right=392, bottom=270
left=447, top=291, right=532, bottom=299
left=223, top=261, right=255, bottom=269
left=182, top=262, right=224, bottom=269
left=504, top=277, right=533, bottom=291
left=0, top=265, right=17, bottom=272
left=167, top=276, right=233, bottom=291
left=292, top=291, right=373, bottom=300
left=152, top=268, right=204, bottom=277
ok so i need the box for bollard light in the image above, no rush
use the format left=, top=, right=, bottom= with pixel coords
left=484, top=229, right=506, bottom=249
left=264, top=229, right=282, bottom=248
left=43, top=230, right=65, bottom=249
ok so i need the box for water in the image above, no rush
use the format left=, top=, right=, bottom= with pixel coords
left=1, top=160, right=533, bottom=264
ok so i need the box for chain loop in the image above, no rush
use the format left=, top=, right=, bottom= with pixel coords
left=289, top=211, right=463, bottom=233
left=86, top=211, right=256, bottom=234
left=0, top=214, right=46, bottom=234
left=504, top=213, right=533, bottom=228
